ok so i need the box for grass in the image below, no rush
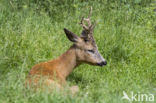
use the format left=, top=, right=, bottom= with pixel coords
left=0, top=0, right=156, bottom=103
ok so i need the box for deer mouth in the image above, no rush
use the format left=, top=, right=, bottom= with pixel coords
left=96, top=61, right=107, bottom=67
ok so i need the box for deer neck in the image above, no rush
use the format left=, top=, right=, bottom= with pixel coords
left=57, top=45, right=80, bottom=79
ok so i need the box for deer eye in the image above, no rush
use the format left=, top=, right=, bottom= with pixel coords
left=83, top=38, right=89, bottom=42
left=87, top=50, right=95, bottom=53
left=84, top=39, right=88, bottom=42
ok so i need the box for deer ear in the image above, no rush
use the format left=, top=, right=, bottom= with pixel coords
left=64, top=28, right=80, bottom=42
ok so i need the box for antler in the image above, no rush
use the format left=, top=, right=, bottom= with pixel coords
left=80, top=7, right=96, bottom=32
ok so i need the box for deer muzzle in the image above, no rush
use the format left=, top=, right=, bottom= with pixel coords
left=97, top=61, right=107, bottom=66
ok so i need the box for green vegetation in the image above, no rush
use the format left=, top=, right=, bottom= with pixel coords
left=0, top=0, right=155, bottom=103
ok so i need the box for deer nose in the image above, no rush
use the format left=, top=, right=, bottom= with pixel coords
left=97, top=61, right=107, bottom=66
left=101, top=61, right=107, bottom=66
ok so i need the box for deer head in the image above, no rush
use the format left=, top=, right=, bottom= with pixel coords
left=64, top=8, right=107, bottom=66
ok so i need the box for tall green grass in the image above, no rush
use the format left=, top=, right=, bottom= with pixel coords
left=0, top=0, right=156, bottom=103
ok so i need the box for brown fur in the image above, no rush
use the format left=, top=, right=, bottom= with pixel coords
left=26, top=45, right=78, bottom=87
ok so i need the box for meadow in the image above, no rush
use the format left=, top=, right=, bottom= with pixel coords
left=0, top=0, right=155, bottom=103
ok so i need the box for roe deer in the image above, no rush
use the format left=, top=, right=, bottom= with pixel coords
left=26, top=8, right=107, bottom=94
